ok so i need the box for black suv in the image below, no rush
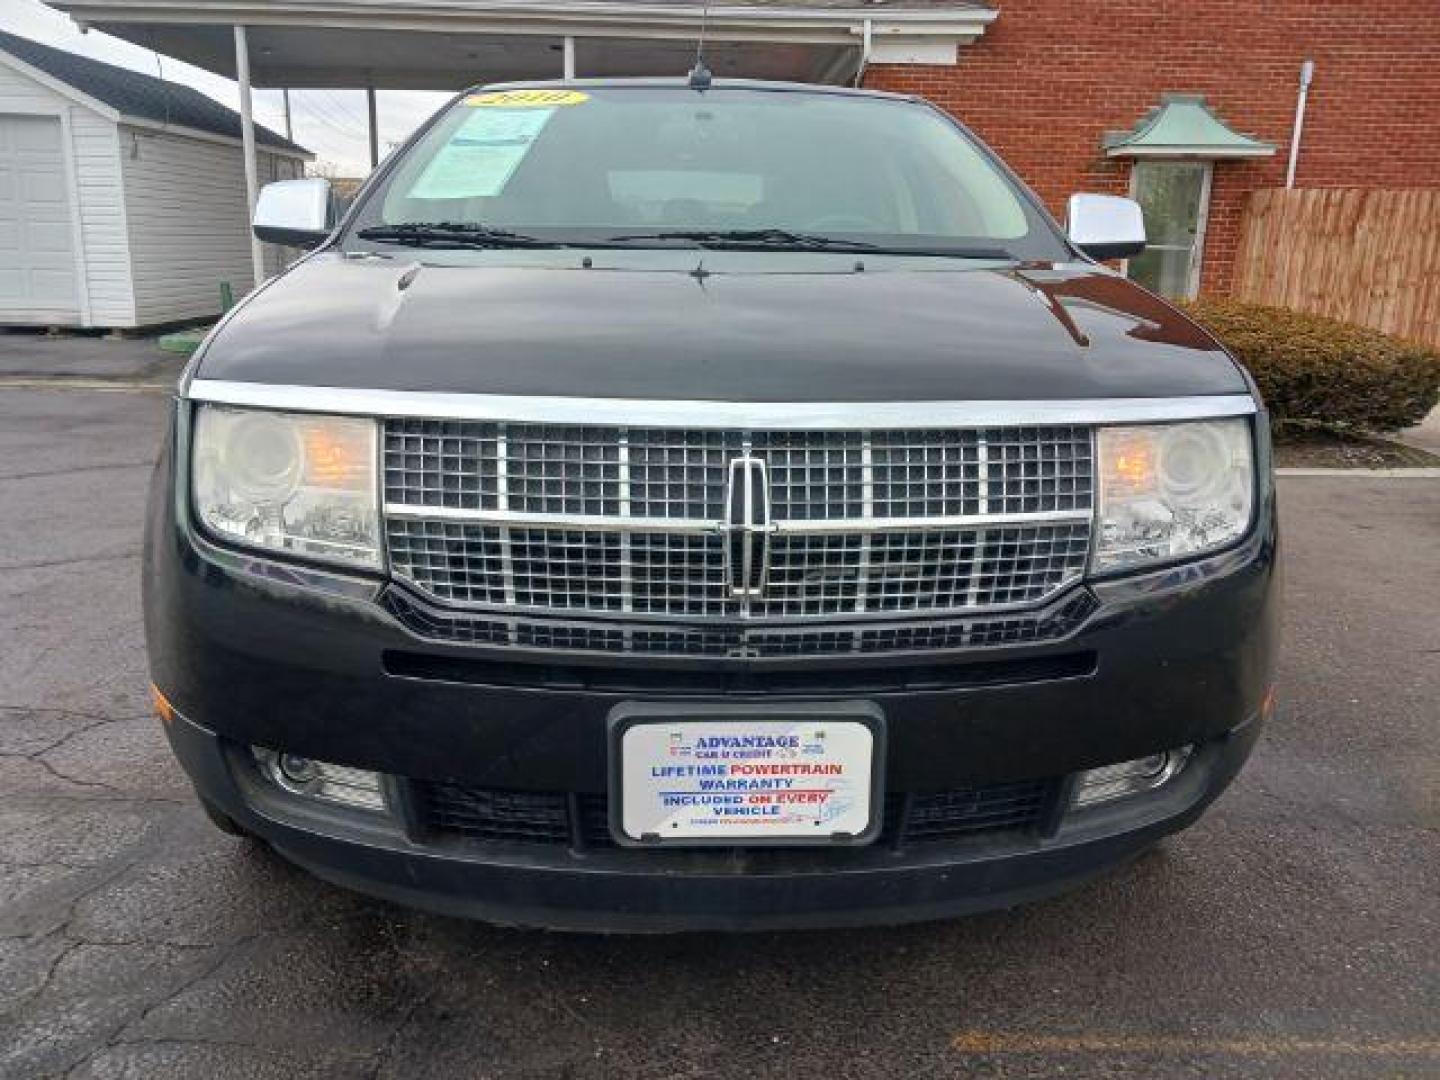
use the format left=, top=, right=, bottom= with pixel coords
left=144, top=80, right=1278, bottom=930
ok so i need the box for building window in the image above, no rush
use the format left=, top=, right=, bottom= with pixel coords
left=1127, top=160, right=1212, bottom=300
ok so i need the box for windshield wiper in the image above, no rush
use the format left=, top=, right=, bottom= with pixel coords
left=355, top=223, right=563, bottom=249
left=606, top=228, right=882, bottom=252
left=605, top=228, right=1013, bottom=259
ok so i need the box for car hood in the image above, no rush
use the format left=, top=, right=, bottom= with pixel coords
left=194, top=251, right=1248, bottom=402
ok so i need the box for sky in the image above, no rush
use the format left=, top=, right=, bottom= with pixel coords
left=2, top=0, right=452, bottom=175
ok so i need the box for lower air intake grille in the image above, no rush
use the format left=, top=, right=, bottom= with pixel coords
left=901, top=780, right=1055, bottom=842
left=418, top=784, right=571, bottom=845
left=384, top=589, right=1096, bottom=659
left=416, top=779, right=1056, bottom=850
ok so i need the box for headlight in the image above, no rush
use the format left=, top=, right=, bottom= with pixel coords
left=192, top=405, right=380, bottom=569
left=1093, top=418, right=1254, bottom=573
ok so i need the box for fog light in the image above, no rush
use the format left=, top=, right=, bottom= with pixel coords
left=253, top=747, right=386, bottom=811
left=278, top=754, right=319, bottom=784
left=1072, top=746, right=1192, bottom=808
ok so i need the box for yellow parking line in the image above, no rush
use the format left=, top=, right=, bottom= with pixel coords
left=951, top=1031, right=1440, bottom=1059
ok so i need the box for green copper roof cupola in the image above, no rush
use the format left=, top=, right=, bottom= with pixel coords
left=1103, top=94, right=1276, bottom=159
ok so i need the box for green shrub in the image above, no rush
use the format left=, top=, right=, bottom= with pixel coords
left=1181, top=300, right=1440, bottom=434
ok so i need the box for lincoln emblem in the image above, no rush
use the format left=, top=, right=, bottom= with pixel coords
left=723, top=456, right=772, bottom=597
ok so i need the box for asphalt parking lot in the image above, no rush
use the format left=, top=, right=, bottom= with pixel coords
left=1, top=385, right=1437, bottom=1080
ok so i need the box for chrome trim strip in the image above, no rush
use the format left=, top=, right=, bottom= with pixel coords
left=384, top=504, right=1092, bottom=534
left=189, top=380, right=1257, bottom=429
left=855, top=436, right=874, bottom=619
left=385, top=505, right=722, bottom=534
left=493, top=428, right=517, bottom=610
left=616, top=432, right=634, bottom=616
left=771, top=509, right=1090, bottom=535
left=966, top=438, right=993, bottom=609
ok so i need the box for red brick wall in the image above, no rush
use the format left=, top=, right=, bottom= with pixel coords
left=864, top=1, right=1440, bottom=296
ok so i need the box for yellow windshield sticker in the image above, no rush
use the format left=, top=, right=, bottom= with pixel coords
left=465, top=89, right=590, bottom=108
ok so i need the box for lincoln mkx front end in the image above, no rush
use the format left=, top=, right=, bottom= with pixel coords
left=144, top=79, right=1278, bottom=930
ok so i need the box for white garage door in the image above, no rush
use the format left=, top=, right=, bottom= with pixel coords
left=0, top=115, right=80, bottom=324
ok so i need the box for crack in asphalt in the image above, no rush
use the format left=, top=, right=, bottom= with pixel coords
left=0, top=801, right=186, bottom=945
left=0, top=793, right=184, bottom=809
left=0, top=705, right=149, bottom=725
left=83, top=1034, right=361, bottom=1058
left=0, top=460, right=155, bottom=483
left=0, top=938, right=83, bottom=1022
left=0, top=551, right=142, bottom=572
left=60, top=933, right=260, bottom=1080
left=0, top=710, right=185, bottom=807
left=27, top=755, right=185, bottom=803
left=0, top=857, right=97, bottom=870
left=51, top=936, right=219, bottom=952
left=0, top=810, right=257, bottom=1078
left=54, top=909, right=399, bottom=1078
left=0, top=712, right=151, bottom=760
left=4, top=854, right=149, bottom=941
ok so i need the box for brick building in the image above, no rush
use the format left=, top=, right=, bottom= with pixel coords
left=47, top=0, right=1440, bottom=302
left=863, top=0, right=1440, bottom=299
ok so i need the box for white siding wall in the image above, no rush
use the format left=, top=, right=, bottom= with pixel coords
left=120, top=125, right=304, bottom=325
left=0, top=60, right=135, bottom=326
left=69, top=110, right=133, bottom=325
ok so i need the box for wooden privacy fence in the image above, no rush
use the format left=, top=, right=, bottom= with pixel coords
left=1232, top=188, right=1440, bottom=350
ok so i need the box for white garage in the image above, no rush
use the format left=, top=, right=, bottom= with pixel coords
left=0, top=115, right=79, bottom=324
left=0, top=29, right=311, bottom=330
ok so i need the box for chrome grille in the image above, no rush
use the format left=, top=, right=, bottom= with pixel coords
left=629, top=429, right=742, bottom=519
left=384, top=421, right=1094, bottom=623
left=757, top=431, right=865, bottom=520
left=507, top=427, right=622, bottom=515
left=385, top=520, right=506, bottom=606
left=384, top=420, right=498, bottom=510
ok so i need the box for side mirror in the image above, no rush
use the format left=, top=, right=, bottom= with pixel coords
left=1066, top=193, right=1146, bottom=260
left=253, top=177, right=334, bottom=249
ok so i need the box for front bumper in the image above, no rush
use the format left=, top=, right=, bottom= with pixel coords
left=167, top=708, right=1262, bottom=931
left=144, top=405, right=1279, bottom=929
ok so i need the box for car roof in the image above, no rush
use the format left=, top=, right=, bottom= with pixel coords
left=464, top=77, right=915, bottom=103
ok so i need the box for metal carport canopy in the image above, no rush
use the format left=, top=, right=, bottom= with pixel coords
left=45, top=2, right=997, bottom=89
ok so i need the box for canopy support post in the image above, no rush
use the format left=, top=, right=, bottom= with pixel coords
left=563, top=36, right=576, bottom=79
left=366, top=86, right=379, bottom=169
left=233, top=25, right=264, bottom=288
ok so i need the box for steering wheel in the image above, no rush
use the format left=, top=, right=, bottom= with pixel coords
left=800, top=213, right=886, bottom=233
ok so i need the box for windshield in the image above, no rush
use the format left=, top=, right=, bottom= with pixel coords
left=352, top=84, right=1067, bottom=259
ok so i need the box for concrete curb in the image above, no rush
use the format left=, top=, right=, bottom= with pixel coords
left=1277, top=467, right=1440, bottom=479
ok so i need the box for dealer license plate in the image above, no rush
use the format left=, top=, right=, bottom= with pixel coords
left=614, top=713, right=880, bottom=845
